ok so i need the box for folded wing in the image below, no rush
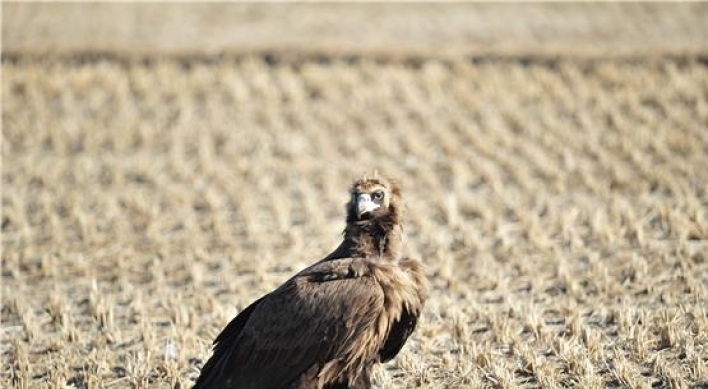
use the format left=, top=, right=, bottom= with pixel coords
left=192, top=258, right=385, bottom=389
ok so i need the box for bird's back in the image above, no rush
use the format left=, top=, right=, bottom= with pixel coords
left=192, top=258, right=393, bottom=389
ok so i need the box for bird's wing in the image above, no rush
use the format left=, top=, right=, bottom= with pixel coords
left=378, top=308, right=420, bottom=362
left=379, top=257, right=427, bottom=362
left=192, top=295, right=264, bottom=389
left=192, top=258, right=384, bottom=389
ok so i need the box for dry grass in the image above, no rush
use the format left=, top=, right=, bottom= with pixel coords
left=2, top=54, right=708, bottom=389
left=4, top=3, right=708, bottom=57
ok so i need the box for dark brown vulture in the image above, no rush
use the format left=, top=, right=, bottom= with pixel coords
left=192, top=174, right=428, bottom=389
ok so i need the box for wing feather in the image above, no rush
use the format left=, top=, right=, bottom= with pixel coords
left=379, top=308, right=419, bottom=362
left=379, top=257, right=427, bottom=363
left=192, top=258, right=385, bottom=389
left=192, top=296, right=263, bottom=389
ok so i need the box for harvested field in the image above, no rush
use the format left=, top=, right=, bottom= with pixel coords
left=4, top=55, right=708, bottom=389
left=3, top=4, right=708, bottom=389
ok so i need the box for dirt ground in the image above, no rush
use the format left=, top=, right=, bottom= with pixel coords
left=3, top=4, right=708, bottom=389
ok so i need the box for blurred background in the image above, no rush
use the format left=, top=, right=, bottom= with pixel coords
left=4, top=3, right=708, bottom=56
left=3, top=3, right=708, bottom=389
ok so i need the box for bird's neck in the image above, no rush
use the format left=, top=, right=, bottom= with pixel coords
left=325, top=218, right=403, bottom=261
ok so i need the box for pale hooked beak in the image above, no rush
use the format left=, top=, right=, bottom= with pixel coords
left=356, top=193, right=380, bottom=218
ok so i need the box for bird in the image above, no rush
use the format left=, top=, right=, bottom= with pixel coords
left=192, top=173, right=428, bottom=389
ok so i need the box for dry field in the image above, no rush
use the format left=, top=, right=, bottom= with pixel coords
left=5, top=3, right=708, bottom=56
left=3, top=5, right=708, bottom=388
left=3, top=54, right=708, bottom=389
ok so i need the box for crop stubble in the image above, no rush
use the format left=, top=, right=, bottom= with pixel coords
left=2, top=56, right=708, bottom=388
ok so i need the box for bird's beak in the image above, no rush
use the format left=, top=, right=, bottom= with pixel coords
left=356, top=193, right=380, bottom=218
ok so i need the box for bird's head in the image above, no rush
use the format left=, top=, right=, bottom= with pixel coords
left=346, top=172, right=402, bottom=224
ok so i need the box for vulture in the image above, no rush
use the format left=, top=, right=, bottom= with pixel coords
left=192, top=174, right=428, bottom=389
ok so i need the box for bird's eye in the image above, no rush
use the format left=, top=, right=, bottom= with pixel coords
left=373, top=190, right=384, bottom=201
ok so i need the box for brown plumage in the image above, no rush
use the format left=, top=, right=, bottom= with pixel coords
left=192, top=174, right=428, bottom=389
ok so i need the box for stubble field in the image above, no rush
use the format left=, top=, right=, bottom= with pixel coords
left=3, top=10, right=708, bottom=389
